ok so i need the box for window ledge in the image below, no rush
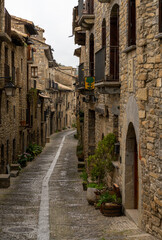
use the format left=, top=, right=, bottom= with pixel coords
left=123, top=45, right=136, bottom=53
left=155, top=33, right=162, bottom=39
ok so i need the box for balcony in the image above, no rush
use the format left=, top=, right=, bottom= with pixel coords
left=95, top=46, right=120, bottom=94
left=78, top=0, right=95, bottom=30
left=73, top=6, right=86, bottom=45
left=0, top=9, right=11, bottom=43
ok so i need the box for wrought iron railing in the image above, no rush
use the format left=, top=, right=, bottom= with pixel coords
left=95, top=47, right=105, bottom=83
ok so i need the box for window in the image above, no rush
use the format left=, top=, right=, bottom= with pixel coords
left=160, top=0, right=162, bottom=32
left=13, top=106, right=16, bottom=118
left=21, top=59, right=23, bottom=73
left=89, top=34, right=94, bottom=76
left=5, top=47, right=8, bottom=64
left=102, top=19, right=106, bottom=48
left=1, top=144, right=4, bottom=161
left=6, top=140, right=9, bottom=162
left=31, top=66, right=38, bottom=77
left=34, top=80, right=37, bottom=89
left=128, top=0, right=136, bottom=46
left=13, top=139, right=16, bottom=162
left=0, top=93, right=1, bottom=124
left=110, top=4, right=119, bottom=81
left=6, top=100, right=9, bottom=113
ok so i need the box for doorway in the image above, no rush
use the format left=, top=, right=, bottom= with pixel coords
left=125, top=122, right=138, bottom=209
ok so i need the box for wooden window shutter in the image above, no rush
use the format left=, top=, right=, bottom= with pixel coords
left=160, top=0, right=162, bottom=32
left=128, top=0, right=136, bottom=46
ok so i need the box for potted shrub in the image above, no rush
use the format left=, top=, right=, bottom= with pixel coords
left=97, top=191, right=122, bottom=217
left=86, top=133, right=116, bottom=184
left=18, top=153, right=28, bottom=168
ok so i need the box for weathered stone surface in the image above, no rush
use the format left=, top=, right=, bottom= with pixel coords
left=0, top=174, right=10, bottom=188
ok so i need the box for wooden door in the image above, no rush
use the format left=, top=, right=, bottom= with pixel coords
left=134, top=141, right=138, bottom=209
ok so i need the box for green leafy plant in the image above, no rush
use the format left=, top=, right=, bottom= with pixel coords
left=80, top=169, right=88, bottom=182
left=87, top=182, right=105, bottom=190
left=27, top=88, right=38, bottom=105
left=76, top=144, right=84, bottom=159
left=87, top=133, right=116, bottom=184
left=72, top=123, right=77, bottom=128
left=26, top=144, right=42, bottom=157
left=18, top=153, right=29, bottom=168
left=97, top=191, right=122, bottom=207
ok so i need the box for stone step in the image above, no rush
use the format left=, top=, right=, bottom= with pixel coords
left=10, top=164, right=20, bottom=171
left=0, top=174, right=10, bottom=188
left=78, top=168, right=84, bottom=172
left=78, top=162, right=85, bottom=169
left=10, top=170, right=19, bottom=178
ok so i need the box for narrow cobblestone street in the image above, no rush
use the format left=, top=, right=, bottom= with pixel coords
left=0, top=130, right=157, bottom=240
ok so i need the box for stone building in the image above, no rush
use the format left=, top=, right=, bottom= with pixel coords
left=73, top=0, right=162, bottom=238
left=0, top=0, right=76, bottom=186
left=0, top=2, right=33, bottom=173
left=54, top=66, right=77, bottom=130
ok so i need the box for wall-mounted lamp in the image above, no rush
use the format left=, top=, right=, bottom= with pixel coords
left=4, top=81, right=16, bottom=96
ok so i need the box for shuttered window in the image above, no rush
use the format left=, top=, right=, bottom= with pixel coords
left=128, top=0, right=136, bottom=46
left=102, top=19, right=106, bottom=48
left=160, top=0, right=162, bottom=32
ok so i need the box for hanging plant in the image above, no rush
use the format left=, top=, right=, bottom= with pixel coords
left=27, top=88, right=38, bottom=107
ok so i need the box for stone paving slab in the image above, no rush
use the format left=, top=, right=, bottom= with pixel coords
left=49, top=132, right=157, bottom=240
left=0, top=130, right=158, bottom=240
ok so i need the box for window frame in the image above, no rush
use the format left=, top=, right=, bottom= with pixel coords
left=128, top=0, right=136, bottom=46
left=160, top=0, right=162, bottom=32
left=31, top=66, right=38, bottom=78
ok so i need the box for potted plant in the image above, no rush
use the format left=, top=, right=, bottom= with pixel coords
left=97, top=191, right=122, bottom=217
left=18, top=153, right=28, bottom=168
left=86, top=133, right=116, bottom=184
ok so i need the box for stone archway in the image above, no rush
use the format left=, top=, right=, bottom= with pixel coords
left=125, top=122, right=138, bottom=209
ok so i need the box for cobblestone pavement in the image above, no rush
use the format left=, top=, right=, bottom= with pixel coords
left=0, top=130, right=157, bottom=240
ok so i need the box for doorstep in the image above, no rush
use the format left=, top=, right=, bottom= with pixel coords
left=125, top=209, right=139, bottom=226
left=0, top=174, right=10, bottom=188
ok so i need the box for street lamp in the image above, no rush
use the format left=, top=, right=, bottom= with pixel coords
left=4, top=81, right=16, bottom=96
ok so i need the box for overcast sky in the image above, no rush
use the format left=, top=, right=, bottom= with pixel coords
left=5, top=0, right=79, bottom=68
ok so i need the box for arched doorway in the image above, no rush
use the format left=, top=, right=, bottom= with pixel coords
left=125, top=122, right=138, bottom=209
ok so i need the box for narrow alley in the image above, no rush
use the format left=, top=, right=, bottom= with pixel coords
left=0, top=130, right=157, bottom=240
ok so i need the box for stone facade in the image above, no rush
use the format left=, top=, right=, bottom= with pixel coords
left=0, top=1, right=76, bottom=180
left=73, top=0, right=162, bottom=238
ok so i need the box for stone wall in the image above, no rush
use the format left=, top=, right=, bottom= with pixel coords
left=74, top=0, right=162, bottom=238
